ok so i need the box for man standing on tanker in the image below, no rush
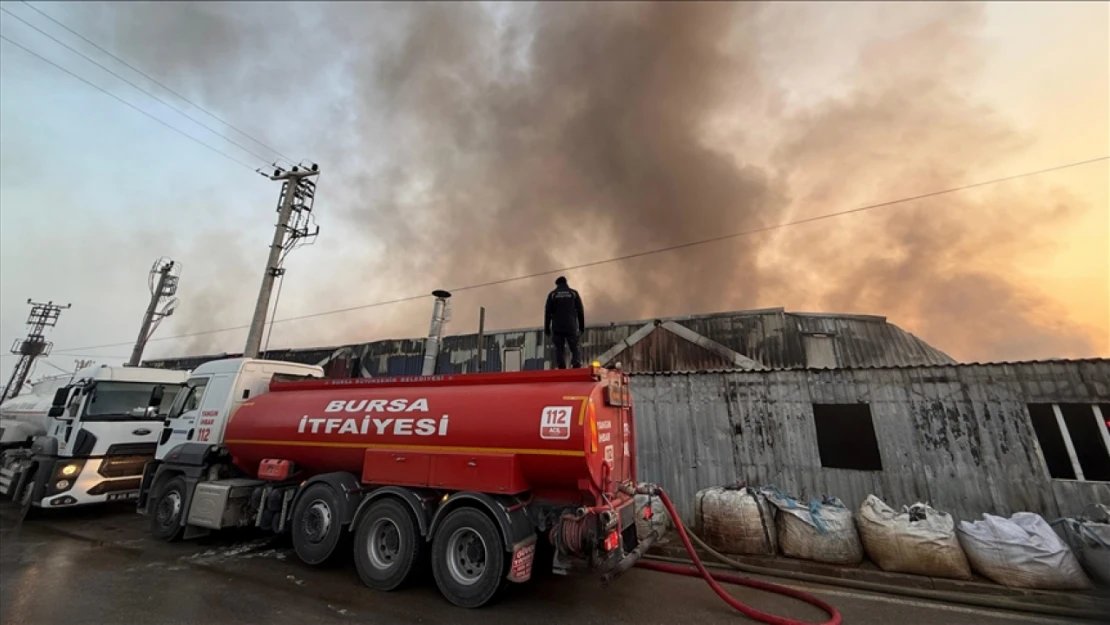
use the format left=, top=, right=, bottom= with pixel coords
left=544, top=276, right=585, bottom=369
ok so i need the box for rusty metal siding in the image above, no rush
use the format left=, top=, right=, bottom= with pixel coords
left=631, top=360, right=1110, bottom=525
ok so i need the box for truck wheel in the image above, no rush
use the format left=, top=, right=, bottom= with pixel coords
left=151, top=476, right=187, bottom=542
left=431, top=507, right=506, bottom=608
left=292, top=483, right=346, bottom=566
left=16, top=465, right=38, bottom=520
left=353, top=498, right=424, bottom=591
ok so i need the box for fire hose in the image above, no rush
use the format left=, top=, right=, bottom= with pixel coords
left=632, top=485, right=842, bottom=625
left=629, top=486, right=1106, bottom=623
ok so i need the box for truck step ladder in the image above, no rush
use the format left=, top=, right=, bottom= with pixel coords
left=0, top=465, right=17, bottom=496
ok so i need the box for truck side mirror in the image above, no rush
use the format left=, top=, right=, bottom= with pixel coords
left=51, top=387, right=69, bottom=407
left=48, top=405, right=65, bottom=418
left=149, top=385, right=165, bottom=407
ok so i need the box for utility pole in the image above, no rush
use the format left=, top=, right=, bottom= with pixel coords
left=1, top=299, right=71, bottom=402
left=128, top=257, right=181, bottom=367
left=243, top=162, right=321, bottom=359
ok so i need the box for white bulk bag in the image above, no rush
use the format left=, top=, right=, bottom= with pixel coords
left=958, top=512, right=1092, bottom=590
left=635, top=482, right=670, bottom=541
left=765, top=491, right=863, bottom=565
left=855, top=495, right=972, bottom=579
left=1053, top=506, right=1110, bottom=588
left=694, top=485, right=777, bottom=556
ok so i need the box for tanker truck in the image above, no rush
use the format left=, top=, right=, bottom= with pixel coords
left=137, top=357, right=646, bottom=608
left=0, top=364, right=188, bottom=509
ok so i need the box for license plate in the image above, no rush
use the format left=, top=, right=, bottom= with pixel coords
left=107, top=491, right=138, bottom=501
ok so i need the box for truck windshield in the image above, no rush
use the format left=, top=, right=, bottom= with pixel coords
left=167, top=377, right=209, bottom=420
left=82, top=382, right=184, bottom=422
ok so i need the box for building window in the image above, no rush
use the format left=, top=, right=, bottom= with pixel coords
left=503, top=348, right=522, bottom=373
left=1028, top=403, right=1110, bottom=482
left=811, top=403, right=883, bottom=471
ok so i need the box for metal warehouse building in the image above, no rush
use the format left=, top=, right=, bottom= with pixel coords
left=144, top=307, right=1110, bottom=526
left=632, top=360, right=1110, bottom=524
left=143, top=307, right=957, bottom=374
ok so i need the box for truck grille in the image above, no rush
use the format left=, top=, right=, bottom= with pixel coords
left=97, top=456, right=150, bottom=478
left=105, top=443, right=157, bottom=456
left=87, top=478, right=141, bottom=495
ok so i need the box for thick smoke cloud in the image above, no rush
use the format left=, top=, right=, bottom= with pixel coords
left=77, top=1, right=1103, bottom=361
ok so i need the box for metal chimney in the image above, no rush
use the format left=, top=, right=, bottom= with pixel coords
left=422, top=290, right=452, bottom=376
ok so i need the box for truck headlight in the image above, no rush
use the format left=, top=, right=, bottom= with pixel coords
left=60, top=464, right=80, bottom=477
left=56, top=480, right=71, bottom=490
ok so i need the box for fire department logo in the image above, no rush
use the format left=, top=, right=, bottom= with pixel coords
left=540, top=406, right=572, bottom=440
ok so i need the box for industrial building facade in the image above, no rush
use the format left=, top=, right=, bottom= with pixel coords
left=631, top=360, right=1110, bottom=524
left=143, top=307, right=1110, bottom=526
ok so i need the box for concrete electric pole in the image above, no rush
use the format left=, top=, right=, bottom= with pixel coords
left=1, top=299, right=71, bottom=402
left=127, top=257, right=181, bottom=367
left=243, top=163, right=321, bottom=359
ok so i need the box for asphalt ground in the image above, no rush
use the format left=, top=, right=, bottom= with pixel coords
left=1, top=502, right=1103, bottom=625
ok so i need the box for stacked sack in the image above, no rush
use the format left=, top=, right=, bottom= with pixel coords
left=635, top=482, right=670, bottom=542
left=1052, top=504, right=1110, bottom=587
left=855, top=495, right=972, bottom=579
left=958, top=512, right=1092, bottom=590
left=695, top=484, right=778, bottom=556
left=764, top=489, right=863, bottom=565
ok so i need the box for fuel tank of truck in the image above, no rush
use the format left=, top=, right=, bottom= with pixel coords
left=223, top=367, right=635, bottom=497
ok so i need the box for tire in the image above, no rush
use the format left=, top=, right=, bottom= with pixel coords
left=150, top=476, right=187, bottom=542
left=291, top=483, right=346, bottom=566
left=16, top=464, right=39, bottom=521
left=431, top=506, right=506, bottom=609
left=353, top=498, right=424, bottom=592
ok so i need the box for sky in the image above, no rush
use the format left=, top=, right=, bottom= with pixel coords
left=0, top=1, right=1107, bottom=385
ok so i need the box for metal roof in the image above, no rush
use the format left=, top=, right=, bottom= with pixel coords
left=629, top=357, right=1110, bottom=375
left=143, top=307, right=958, bottom=374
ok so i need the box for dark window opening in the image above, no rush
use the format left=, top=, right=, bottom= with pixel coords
left=812, top=403, right=883, bottom=471
left=1060, top=404, right=1110, bottom=482
left=1028, top=404, right=1076, bottom=480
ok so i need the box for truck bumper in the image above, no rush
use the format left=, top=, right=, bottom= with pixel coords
left=40, top=458, right=145, bottom=508
left=2, top=453, right=151, bottom=509
left=600, top=529, right=657, bottom=586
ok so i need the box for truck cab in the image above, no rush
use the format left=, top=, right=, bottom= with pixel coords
left=0, top=364, right=188, bottom=509
left=138, top=358, right=323, bottom=517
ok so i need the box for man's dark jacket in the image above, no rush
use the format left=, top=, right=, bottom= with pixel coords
left=544, top=285, right=585, bottom=335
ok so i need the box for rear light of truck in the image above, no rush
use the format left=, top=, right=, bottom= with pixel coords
left=603, top=530, right=620, bottom=552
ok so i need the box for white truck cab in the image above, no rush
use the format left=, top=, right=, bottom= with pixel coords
left=138, top=358, right=323, bottom=528
left=0, top=364, right=189, bottom=509
left=153, top=357, right=324, bottom=460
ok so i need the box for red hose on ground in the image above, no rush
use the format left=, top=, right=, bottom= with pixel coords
left=634, top=487, right=842, bottom=625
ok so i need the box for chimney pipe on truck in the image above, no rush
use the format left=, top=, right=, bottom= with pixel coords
left=421, top=290, right=452, bottom=376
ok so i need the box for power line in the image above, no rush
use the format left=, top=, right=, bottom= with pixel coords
left=0, top=34, right=259, bottom=171
left=0, top=6, right=272, bottom=165
left=47, top=155, right=1108, bottom=356
left=38, top=359, right=73, bottom=375
left=19, top=1, right=292, bottom=165
left=0, top=352, right=128, bottom=360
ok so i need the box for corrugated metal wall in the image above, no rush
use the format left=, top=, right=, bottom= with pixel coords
left=631, top=360, right=1110, bottom=524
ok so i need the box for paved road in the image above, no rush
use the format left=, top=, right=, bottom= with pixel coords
left=0, top=504, right=1098, bottom=625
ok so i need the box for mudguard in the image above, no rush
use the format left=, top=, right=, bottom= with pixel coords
left=350, top=485, right=438, bottom=536
left=429, top=491, right=535, bottom=551
left=292, top=472, right=364, bottom=526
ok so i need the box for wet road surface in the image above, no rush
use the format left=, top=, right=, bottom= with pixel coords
left=0, top=503, right=1099, bottom=625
